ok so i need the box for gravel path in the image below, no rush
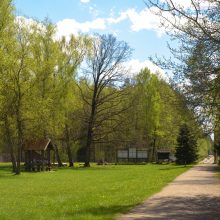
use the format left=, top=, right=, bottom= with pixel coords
left=118, top=163, right=220, bottom=220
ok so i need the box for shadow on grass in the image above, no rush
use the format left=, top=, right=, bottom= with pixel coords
left=65, top=165, right=132, bottom=172
left=0, top=163, right=32, bottom=177
left=0, top=164, right=12, bottom=171
left=159, top=165, right=192, bottom=171
left=0, top=166, right=15, bottom=178
left=64, top=204, right=135, bottom=219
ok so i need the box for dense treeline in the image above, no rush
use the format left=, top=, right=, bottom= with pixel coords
left=0, top=0, right=211, bottom=173
left=146, top=0, right=219, bottom=162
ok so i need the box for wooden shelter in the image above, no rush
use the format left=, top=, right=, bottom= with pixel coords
left=23, top=139, right=54, bottom=171
left=157, top=149, right=171, bottom=163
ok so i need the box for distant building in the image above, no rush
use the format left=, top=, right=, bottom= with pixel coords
left=117, top=147, right=148, bottom=163
left=0, top=153, right=11, bottom=162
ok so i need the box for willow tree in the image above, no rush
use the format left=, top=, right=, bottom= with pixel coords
left=78, top=34, right=132, bottom=167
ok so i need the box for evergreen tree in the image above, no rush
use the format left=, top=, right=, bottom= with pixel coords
left=175, top=124, right=198, bottom=165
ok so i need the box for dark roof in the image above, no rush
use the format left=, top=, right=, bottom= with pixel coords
left=23, top=139, right=53, bottom=151
left=157, top=149, right=171, bottom=153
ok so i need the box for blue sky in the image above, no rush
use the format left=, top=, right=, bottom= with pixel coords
left=13, top=0, right=174, bottom=75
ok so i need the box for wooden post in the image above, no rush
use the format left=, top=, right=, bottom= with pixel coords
left=30, top=150, right=33, bottom=171
left=25, top=151, right=29, bottom=171
left=47, top=149, right=51, bottom=171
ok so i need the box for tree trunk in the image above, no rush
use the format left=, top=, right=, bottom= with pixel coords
left=84, top=106, right=96, bottom=167
left=214, top=149, right=218, bottom=164
left=151, top=128, right=158, bottom=162
left=54, top=144, right=63, bottom=167
left=10, top=146, right=17, bottom=173
left=65, top=124, right=74, bottom=167
left=84, top=85, right=98, bottom=167
left=4, top=116, right=17, bottom=173
left=15, top=109, right=23, bottom=175
left=152, top=137, right=157, bottom=162
left=84, top=123, right=92, bottom=167
left=15, top=121, right=23, bottom=175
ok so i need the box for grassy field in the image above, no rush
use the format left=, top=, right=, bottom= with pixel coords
left=0, top=163, right=190, bottom=220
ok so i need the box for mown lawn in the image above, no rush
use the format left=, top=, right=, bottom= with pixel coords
left=0, top=163, right=190, bottom=220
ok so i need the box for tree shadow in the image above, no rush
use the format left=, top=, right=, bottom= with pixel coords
left=171, top=179, right=220, bottom=186
left=193, top=165, right=217, bottom=172
left=159, top=165, right=191, bottom=171
left=122, top=195, right=220, bottom=220
left=63, top=204, right=135, bottom=219
left=0, top=164, right=12, bottom=171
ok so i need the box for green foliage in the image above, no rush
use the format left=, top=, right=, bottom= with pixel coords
left=0, top=163, right=190, bottom=220
left=197, top=137, right=213, bottom=160
left=0, top=1, right=91, bottom=171
left=214, top=125, right=220, bottom=160
left=115, top=68, right=200, bottom=162
left=175, top=124, right=198, bottom=164
left=0, top=1, right=206, bottom=170
left=147, top=0, right=220, bottom=156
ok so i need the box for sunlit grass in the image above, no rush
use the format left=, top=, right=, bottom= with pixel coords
left=0, top=163, right=190, bottom=220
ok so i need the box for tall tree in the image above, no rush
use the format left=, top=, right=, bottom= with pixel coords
left=78, top=34, right=132, bottom=167
left=134, top=69, right=163, bottom=161
left=175, top=124, right=198, bottom=165
left=0, top=17, right=34, bottom=174
left=0, top=0, right=17, bottom=172
left=56, top=35, right=90, bottom=166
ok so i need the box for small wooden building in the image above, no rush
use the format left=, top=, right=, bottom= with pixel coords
left=23, top=139, right=54, bottom=171
left=157, top=149, right=171, bottom=163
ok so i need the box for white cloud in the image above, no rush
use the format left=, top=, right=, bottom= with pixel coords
left=80, top=0, right=90, bottom=3
left=55, top=6, right=170, bottom=39
left=56, top=18, right=106, bottom=39
left=125, top=8, right=163, bottom=35
left=107, top=12, right=128, bottom=24
left=18, top=0, right=211, bottom=41
left=106, top=1, right=210, bottom=36
left=89, top=6, right=99, bottom=17
left=125, top=59, right=168, bottom=81
left=107, top=7, right=167, bottom=37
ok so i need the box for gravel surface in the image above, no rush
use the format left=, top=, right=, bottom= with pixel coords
left=118, top=163, right=220, bottom=220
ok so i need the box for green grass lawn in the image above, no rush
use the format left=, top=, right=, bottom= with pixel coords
left=0, top=163, right=190, bottom=220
